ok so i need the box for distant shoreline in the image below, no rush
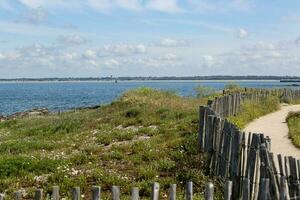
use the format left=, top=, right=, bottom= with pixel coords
left=0, top=76, right=299, bottom=83
left=0, top=80, right=283, bottom=83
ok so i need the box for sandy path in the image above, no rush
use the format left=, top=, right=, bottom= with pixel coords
left=243, top=104, right=300, bottom=158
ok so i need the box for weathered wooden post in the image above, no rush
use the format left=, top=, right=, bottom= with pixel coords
left=169, top=184, right=176, bottom=200
left=151, top=182, right=160, bottom=200
left=92, top=186, right=101, bottom=200
left=280, top=176, right=290, bottom=200
left=71, top=187, right=80, bottom=200
left=52, top=186, right=59, bottom=200
left=13, top=191, right=22, bottom=200
left=34, top=189, right=43, bottom=200
left=0, top=194, right=4, bottom=200
left=131, top=187, right=139, bottom=200
left=224, top=181, right=232, bottom=200
left=186, top=182, right=193, bottom=200
left=259, top=178, right=270, bottom=200
left=199, top=106, right=206, bottom=152
left=111, top=186, right=120, bottom=200
left=205, top=182, right=214, bottom=200
left=242, top=178, right=250, bottom=200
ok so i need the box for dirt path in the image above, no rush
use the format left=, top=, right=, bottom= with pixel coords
left=243, top=104, right=300, bottom=158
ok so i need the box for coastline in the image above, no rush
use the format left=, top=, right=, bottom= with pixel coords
left=0, top=79, right=281, bottom=84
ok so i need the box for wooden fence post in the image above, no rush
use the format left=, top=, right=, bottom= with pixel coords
left=52, top=186, right=59, bottom=200
left=280, top=176, right=290, bottom=200
left=34, top=189, right=43, bottom=200
left=259, top=178, right=270, bottom=200
left=205, top=182, right=214, bottom=200
left=13, top=191, right=22, bottom=200
left=224, top=181, right=232, bottom=200
left=72, top=187, right=80, bottom=200
left=169, top=184, right=176, bottom=200
left=131, top=187, right=139, bottom=200
left=242, top=178, right=250, bottom=200
left=186, top=182, right=193, bottom=200
left=111, top=186, right=120, bottom=200
left=199, top=106, right=206, bottom=152
left=151, top=183, right=160, bottom=200
left=92, top=186, right=101, bottom=200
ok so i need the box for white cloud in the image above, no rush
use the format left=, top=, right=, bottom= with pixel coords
left=104, top=59, right=120, bottom=67
left=17, top=0, right=72, bottom=9
left=87, top=0, right=113, bottom=12
left=238, top=28, right=248, bottom=38
left=61, top=52, right=78, bottom=61
left=202, top=55, right=215, bottom=66
left=83, top=49, right=97, bottom=59
left=23, top=7, right=48, bottom=24
left=242, top=41, right=278, bottom=51
left=101, top=44, right=147, bottom=56
left=158, top=38, right=189, bottom=47
left=0, top=0, right=14, bottom=11
left=57, top=35, right=89, bottom=46
left=187, top=0, right=253, bottom=13
left=160, top=53, right=178, bottom=60
left=282, top=15, right=300, bottom=22
left=0, top=53, right=5, bottom=60
left=87, top=0, right=142, bottom=12
left=147, top=0, right=181, bottom=13
left=115, top=0, right=142, bottom=10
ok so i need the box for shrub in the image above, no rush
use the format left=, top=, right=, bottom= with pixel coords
left=195, top=86, right=217, bottom=98
left=224, top=82, right=242, bottom=93
left=125, top=108, right=141, bottom=118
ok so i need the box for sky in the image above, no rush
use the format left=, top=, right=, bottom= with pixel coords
left=0, top=0, right=300, bottom=78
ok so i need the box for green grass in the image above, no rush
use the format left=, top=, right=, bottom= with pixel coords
left=0, top=88, right=224, bottom=199
left=228, top=95, right=280, bottom=129
left=287, top=112, right=300, bottom=147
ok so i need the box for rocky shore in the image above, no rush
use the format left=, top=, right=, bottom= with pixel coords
left=0, top=108, right=49, bottom=122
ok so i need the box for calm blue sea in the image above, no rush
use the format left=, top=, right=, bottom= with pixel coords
left=0, top=81, right=299, bottom=116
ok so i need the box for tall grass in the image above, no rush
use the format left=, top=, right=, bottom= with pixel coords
left=287, top=112, right=300, bottom=147
left=228, top=96, right=280, bottom=129
left=0, top=88, right=221, bottom=199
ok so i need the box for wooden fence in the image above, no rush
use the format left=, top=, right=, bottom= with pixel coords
left=1, top=181, right=220, bottom=200
left=199, top=88, right=300, bottom=200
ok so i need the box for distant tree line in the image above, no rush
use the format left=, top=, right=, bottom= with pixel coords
left=0, top=76, right=300, bottom=82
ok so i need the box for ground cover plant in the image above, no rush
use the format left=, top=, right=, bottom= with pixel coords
left=0, top=88, right=224, bottom=199
left=227, top=95, right=280, bottom=129
left=287, top=112, right=300, bottom=148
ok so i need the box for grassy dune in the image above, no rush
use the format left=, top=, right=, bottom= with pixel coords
left=287, top=112, right=300, bottom=148
left=0, top=88, right=222, bottom=199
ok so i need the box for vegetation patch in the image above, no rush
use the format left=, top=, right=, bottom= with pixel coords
left=0, top=88, right=222, bottom=199
left=228, top=95, right=280, bottom=129
left=287, top=112, right=300, bottom=147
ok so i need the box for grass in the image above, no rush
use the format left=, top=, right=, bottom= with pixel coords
left=0, top=88, right=224, bottom=199
left=228, top=95, right=280, bottom=129
left=287, top=112, right=300, bottom=147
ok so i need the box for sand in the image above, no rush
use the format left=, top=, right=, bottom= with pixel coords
left=243, top=104, right=300, bottom=158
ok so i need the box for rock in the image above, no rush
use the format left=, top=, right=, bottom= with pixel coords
left=0, top=115, right=6, bottom=122
left=7, top=108, right=49, bottom=120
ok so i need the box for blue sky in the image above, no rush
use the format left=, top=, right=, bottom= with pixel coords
left=0, top=0, right=300, bottom=78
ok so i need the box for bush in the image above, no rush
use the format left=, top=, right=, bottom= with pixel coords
left=195, top=86, right=217, bottom=98
left=125, top=108, right=141, bottom=118
left=224, top=82, right=242, bottom=93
